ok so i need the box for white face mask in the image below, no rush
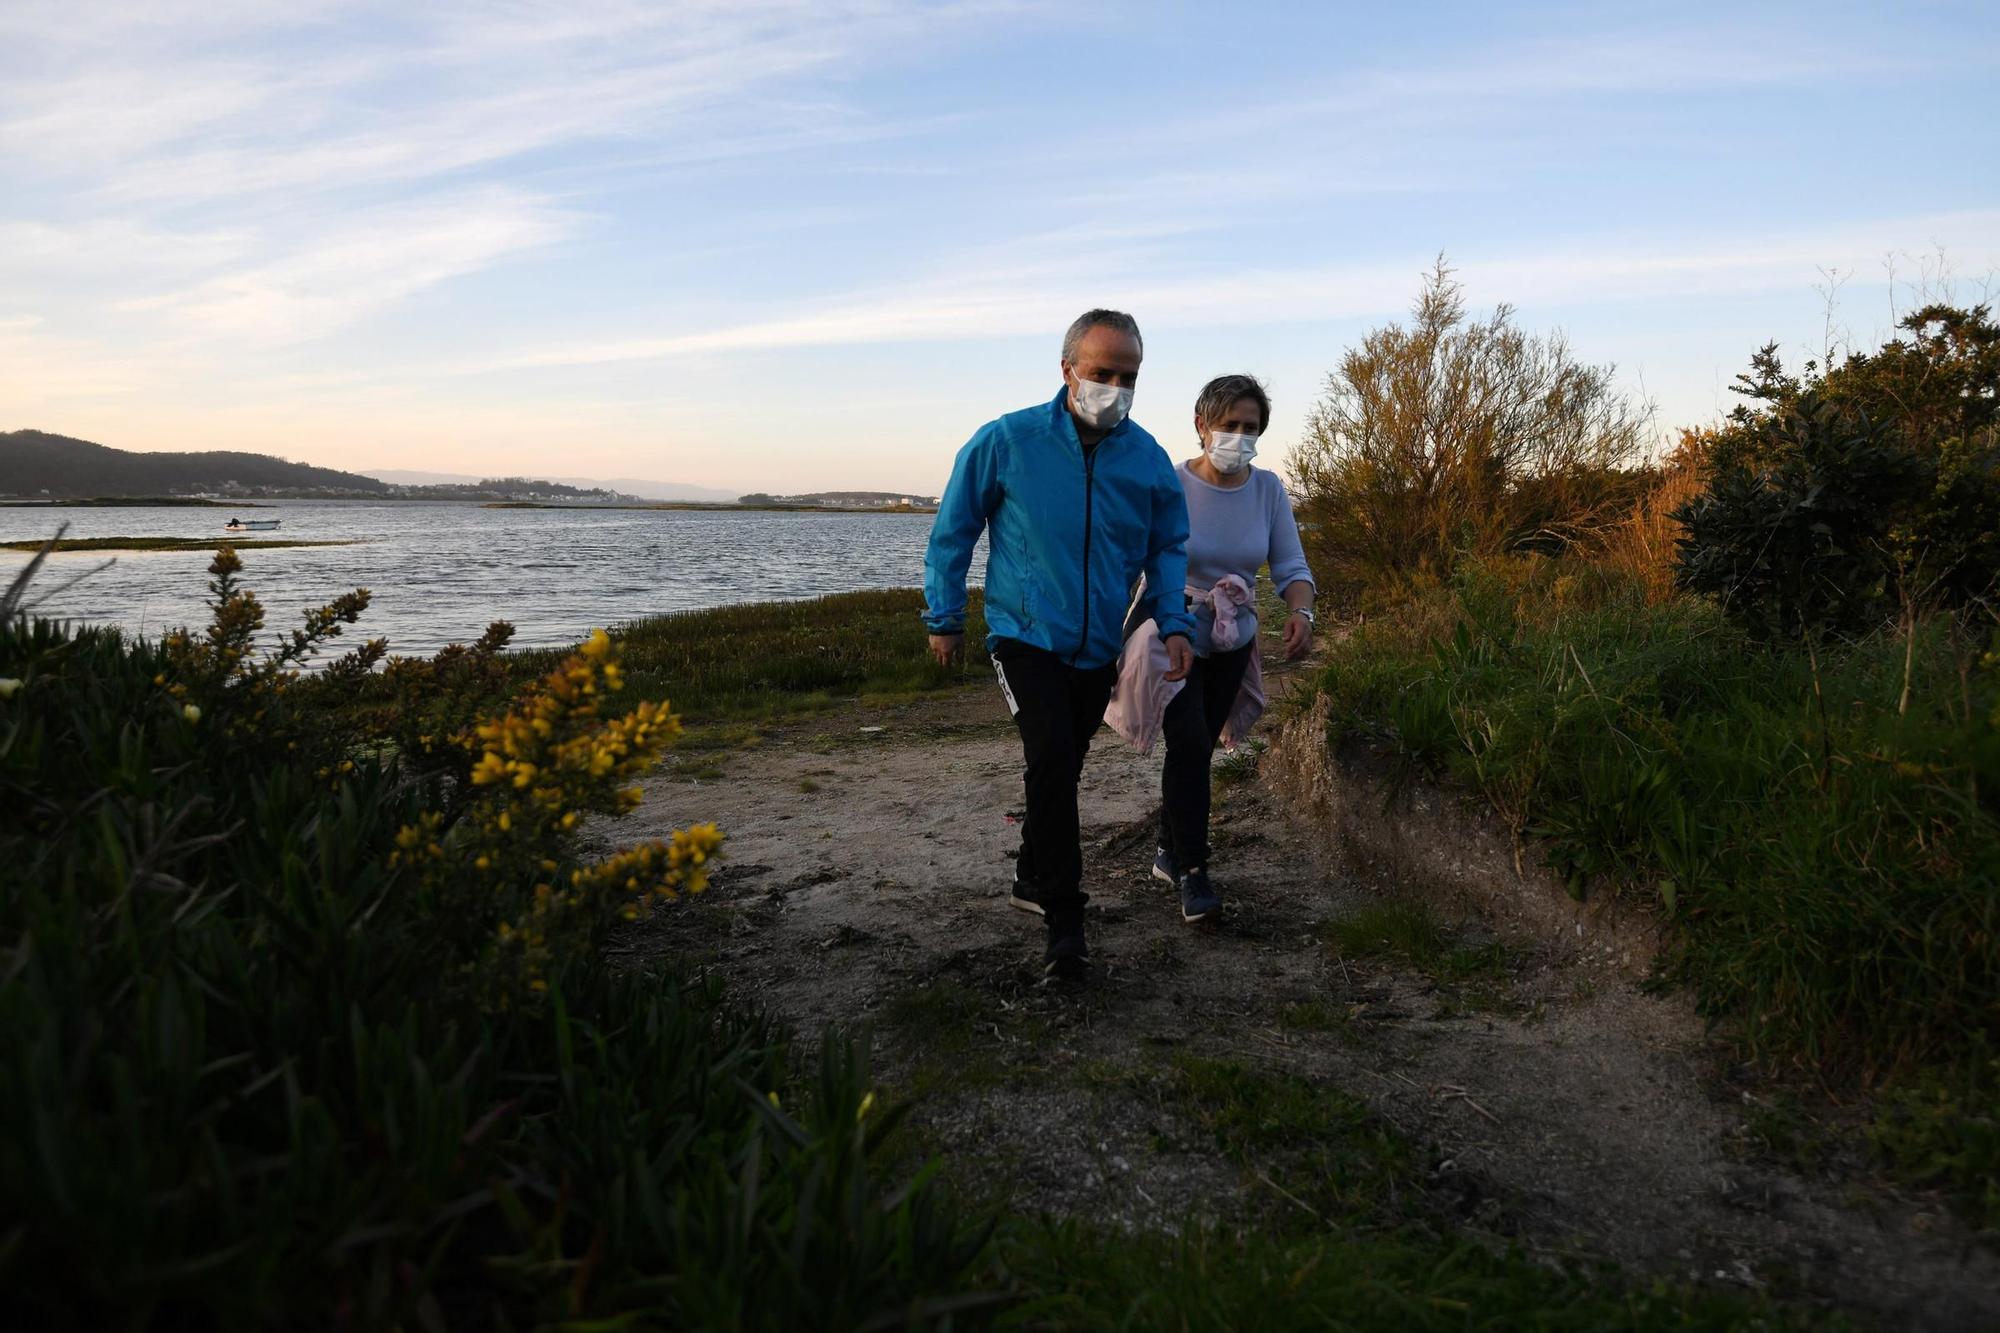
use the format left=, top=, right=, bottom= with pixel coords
left=1206, top=430, right=1259, bottom=474
left=1069, top=374, right=1133, bottom=430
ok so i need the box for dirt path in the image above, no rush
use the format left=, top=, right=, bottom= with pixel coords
left=624, top=681, right=1999, bottom=1330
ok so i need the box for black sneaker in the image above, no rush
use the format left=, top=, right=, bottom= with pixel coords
left=1151, top=844, right=1179, bottom=887
left=1043, top=907, right=1088, bottom=977
left=1008, top=874, right=1045, bottom=916
left=1179, top=866, right=1222, bottom=924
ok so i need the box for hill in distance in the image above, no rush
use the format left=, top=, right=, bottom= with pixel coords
left=1, top=432, right=742, bottom=503
left=2, top=429, right=390, bottom=498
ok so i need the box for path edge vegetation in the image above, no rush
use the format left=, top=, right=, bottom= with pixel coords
left=1287, top=265, right=1998, bottom=1233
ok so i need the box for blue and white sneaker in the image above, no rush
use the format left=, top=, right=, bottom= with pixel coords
left=1151, top=845, right=1179, bottom=887
left=1179, top=866, right=1222, bottom=924
left=1009, top=873, right=1044, bottom=916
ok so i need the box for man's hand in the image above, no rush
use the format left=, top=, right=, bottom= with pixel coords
left=1163, top=634, right=1194, bottom=682
left=1281, top=610, right=1314, bottom=661
left=928, top=632, right=964, bottom=667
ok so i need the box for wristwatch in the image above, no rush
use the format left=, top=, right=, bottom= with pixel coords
left=1290, top=606, right=1316, bottom=627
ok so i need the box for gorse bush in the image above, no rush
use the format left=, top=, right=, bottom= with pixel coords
left=1313, top=557, right=2000, bottom=1083
left=1674, top=304, right=2000, bottom=640
left=1674, top=394, right=1926, bottom=642
left=0, top=545, right=987, bottom=1327
left=1288, top=259, right=1650, bottom=610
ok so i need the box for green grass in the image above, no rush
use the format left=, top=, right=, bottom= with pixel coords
left=1310, top=555, right=2000, bottom=1225
left=1319, top=901, right=1514, bottom=1011
left=1314, top=557, right=1999, bottom=1073
left=986, top=1054, right=1825, bottom=1329
left=1278, top=997, right=1360, bottom=1037
left=517, top=587, right=990, bottom=728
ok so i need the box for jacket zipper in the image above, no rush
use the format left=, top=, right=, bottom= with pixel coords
left=1072, top=444, right=1096, bottom=664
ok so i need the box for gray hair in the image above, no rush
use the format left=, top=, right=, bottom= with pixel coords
left=1195, top=373, right=1271, bottom=432
left=1061, top=308, right=1143, bottom=364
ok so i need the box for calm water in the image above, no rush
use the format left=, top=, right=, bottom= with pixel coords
left=0, top=502, right=984, bottom=656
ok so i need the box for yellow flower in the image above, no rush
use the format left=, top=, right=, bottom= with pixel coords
left=182, top=703, right=202, bottom=723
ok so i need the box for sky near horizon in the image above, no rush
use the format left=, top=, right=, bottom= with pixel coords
left=3, top=2, right=1997, bottom=496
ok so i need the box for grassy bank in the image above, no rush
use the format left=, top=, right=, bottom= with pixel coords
left=516, top=587, right=990, bottom=728
left=1309, top=556, right=1998, bottom=1224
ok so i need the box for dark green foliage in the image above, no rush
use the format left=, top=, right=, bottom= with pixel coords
left=1674, top=395, right=1926, bottom=640
left=1674, top=305, right=2000, bottom=639
left=1869, top=1041, right=2000, bottom=1231
left=0, top=559, right=985, bottom=1327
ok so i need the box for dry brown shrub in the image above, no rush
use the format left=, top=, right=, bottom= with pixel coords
left=1592, top=428, right=1712, bottom=602
left=1290, top=259, right=1650, bottom=611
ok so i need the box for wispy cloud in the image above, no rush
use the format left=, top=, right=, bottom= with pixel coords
left=0, top=1, right=1024, bottom=348
left=470, top=210, right=2000, bottom=369
left=116, top=189, right=576, bottom=343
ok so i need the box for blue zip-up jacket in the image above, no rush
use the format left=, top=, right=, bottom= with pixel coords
left=924, top=386, right=1194, bottom=670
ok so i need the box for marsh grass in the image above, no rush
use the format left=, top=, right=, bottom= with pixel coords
left=1315, top=556, right=1998, bottom=1077
left=1311, top=554, right=1999, bottom=1223
left=516, top=588, right=989, bottom=729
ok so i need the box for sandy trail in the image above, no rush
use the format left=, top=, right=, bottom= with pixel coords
left=624, top=679, right=1999, bottom=1330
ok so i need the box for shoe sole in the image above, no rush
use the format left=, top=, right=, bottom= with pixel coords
left=1181, top=904, right=1220, bottom=924
left=1008, top=891, right=1045, bottom=917
left=1043, top=954, right=1089, bottom=978
left=1150, top=864, right=1176, bottom=886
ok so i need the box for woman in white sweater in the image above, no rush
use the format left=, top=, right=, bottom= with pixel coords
left=1154, top=374, right=1316, bottom=923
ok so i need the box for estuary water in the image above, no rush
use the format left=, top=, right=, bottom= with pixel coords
left=0, top=502, right=984, bottom=656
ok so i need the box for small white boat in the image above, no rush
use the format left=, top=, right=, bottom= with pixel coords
left=224, top=518, right=282, bottom=532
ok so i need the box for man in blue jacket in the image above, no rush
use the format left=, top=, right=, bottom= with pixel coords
left=924, top=309, right=1195, bottom=977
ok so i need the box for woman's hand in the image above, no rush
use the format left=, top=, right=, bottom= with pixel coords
left=1281, top=610, right=1313, bottom=661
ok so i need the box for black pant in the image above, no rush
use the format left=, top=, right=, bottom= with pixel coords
left=1160, top=643, right=1253, bottom=870
left=992, top=638, right=1116, bottom=918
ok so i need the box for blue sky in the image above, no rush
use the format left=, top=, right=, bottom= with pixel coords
left=2, top=1, right=1996, bottom=494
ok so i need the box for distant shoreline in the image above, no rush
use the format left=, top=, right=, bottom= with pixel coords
left=1, top=496, right=939, bottom=513
left=0, top=497, right=268, bottom=508
left=483, top=500, right=939, bottom=513
left=2, top=536, right=362, bottom=553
